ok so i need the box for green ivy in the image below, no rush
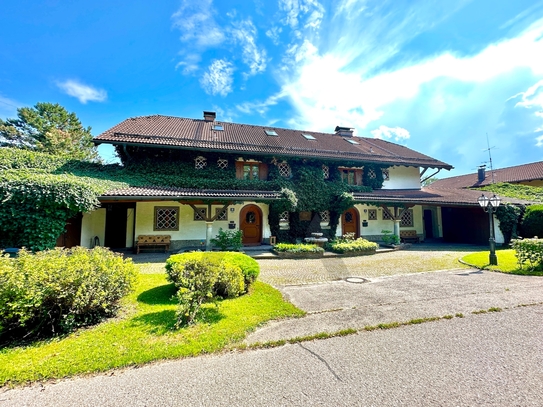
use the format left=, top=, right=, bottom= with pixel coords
left=495, top=204, right=525, bottom=244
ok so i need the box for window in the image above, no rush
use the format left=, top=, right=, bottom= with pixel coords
left=277, top=162, right=291, bottom=178
left=194, top=156, right=207, bottom=169
left=279, top=211, right=289, bottom=222
left=341, top=169, right=356, bottom=185
left=346, top=139, right=359, bottom=145
left=243, top=163, right=260, bottom=180
left=154, top=207, right=179, bottom=231
left=382, top=168, right=390, bottom=181
left=265, top=129, right=278, bottom=136
left=322, top=165, right=329, bottom=179
left=401, top=209, right=414, bottom=227
left=319, top=210, right=330, bottom=224
left=302, top=133, right=316, bottom=140
left=217, top=158, right=228, bottom=169
left=382, top=209, right=393, bottom=220
left=193, top=207, right=207, bottom=221
left=367, top=168, right=376, bottom=179
left=215, top=208, right=227, bottom=221
left=368, top=209, right=377, bottom=220
left=213, top=124, right=224, bottom=131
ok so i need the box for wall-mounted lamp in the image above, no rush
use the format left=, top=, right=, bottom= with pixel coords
left=230, top=207, right=235, bottom=212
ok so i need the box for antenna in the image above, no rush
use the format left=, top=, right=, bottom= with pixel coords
left=483, top=133, right=496, bottom=184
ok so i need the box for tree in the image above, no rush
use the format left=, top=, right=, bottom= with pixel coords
left=0, top=102, right=98, bottom=161
left=421, top=177, right=439, bottom=187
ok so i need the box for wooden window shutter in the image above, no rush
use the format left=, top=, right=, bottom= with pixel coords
left=235, top=161, right=244, bottom=179
left=259, top=163, right=269, bottom=180
left=355, top=169, right=363, bottom=185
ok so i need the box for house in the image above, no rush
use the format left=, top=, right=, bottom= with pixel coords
left=64, top=112, right=522, bottom=251
left=430, top=162, right=543, bottom=189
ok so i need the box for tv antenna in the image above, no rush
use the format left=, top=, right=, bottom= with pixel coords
left=482, top=133, right=496, bottom=184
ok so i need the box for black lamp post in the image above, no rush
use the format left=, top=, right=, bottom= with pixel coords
left=477, top=194, right=501, bottom=265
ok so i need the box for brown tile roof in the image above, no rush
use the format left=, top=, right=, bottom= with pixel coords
left=431, top=161, right=543, bottom=189
left=94, top=114, right=453, bottom=169
left=353, top=188, right=529, bottom=206
left=99, top=186, right=281, bottom=201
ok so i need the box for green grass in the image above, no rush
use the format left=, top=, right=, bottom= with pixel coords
left=0, top=274, right=304, bottom=388
left=461, top=249, right=543, bottom=276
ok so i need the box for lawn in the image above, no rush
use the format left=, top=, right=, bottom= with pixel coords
left=461, top=249, right=543, bottom=276
left=0, top=273, right=304, bottom=388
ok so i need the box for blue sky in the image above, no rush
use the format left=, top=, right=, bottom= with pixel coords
left=1, top=0, right=543, bottom=177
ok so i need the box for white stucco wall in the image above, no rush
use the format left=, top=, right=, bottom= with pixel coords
left=81, top=209, right=106, bottom=248
left=382, top=166, right=421, bottom=190
left=126, top=208, right=135, bottom=247
left=494, top=215, right=505, bottom=244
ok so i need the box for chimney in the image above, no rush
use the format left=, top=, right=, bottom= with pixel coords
left=203, top=111, right=216, bottom=122
left=334, top=126, right=354, bottom=137
left=477, top=165, right=486, bottom=182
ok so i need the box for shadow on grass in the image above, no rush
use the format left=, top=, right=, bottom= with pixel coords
left=137, top=283, right=177, bottom=305
left=129, top=306, right=225, bottom=334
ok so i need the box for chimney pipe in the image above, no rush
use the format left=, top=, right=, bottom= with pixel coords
left=334, top=126, right=354, bottom=137
left=203, top=111, right=216, bottom=122
left=477, top=165, right=486, bottom=183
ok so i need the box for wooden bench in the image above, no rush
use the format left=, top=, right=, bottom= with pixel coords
left=400, top=230, right=420, bottom=243
left=136, top=235, right=171, bottom=254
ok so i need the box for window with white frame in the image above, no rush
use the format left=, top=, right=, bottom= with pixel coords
left=400, top=209, right=414, bottom=227
left=319, top=210, right=330, bottom=225
left=277, top=162, right=291, bottom=178
left=154, top=207, right=179, bottom=231
left=215, top=208, right=227, bottom=221
left=217, top=158, right=228, bottom=169
left=193, top=207, right=207, bottom=221
left=194, top=156, right=207, bottom=169
left=279, top=211, right=289, bottom=222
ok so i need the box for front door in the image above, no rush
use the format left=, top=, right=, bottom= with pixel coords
left=240, top=205, right=262, bottom=245
left=342, top=208, right=360, bottom=238
left=424, top=209, right=434, bottom=239
left=104, top=204, right=128, bottom=249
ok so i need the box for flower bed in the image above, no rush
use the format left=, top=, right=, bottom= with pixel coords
left=273, top=243, right=324, bottom=259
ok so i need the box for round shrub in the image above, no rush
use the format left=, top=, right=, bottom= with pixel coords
left=521, top=204, right=543, bottom=238
left=0, top=247, right=138, bottom=342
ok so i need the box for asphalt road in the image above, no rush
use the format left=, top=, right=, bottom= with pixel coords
left=2, top=305, right=542, bottom=407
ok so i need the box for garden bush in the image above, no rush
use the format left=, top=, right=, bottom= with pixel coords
left=165, top=252, right=258, bottom=326
left=520, top=204, right=543, bottom=238
left=210, top=228, right=243, bottom=251
left=510, top=238, right=543, bottom=270
left=273, top=243, right=324, bottom=253
left=381, top=230, right=400, bottom=245
left=166, top=252, right=259, bottom=292
left=0, top=247, right=137, bottom=342
left=327, top=237, right=378, bottom=254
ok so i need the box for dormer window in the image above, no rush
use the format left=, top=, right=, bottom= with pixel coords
left=194, top=156, right=207, bottom=169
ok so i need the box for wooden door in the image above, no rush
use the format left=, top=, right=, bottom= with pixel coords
left=342, top=208, right=360, bottom=238
left=104, top=204, right=128, bottom=249
left=56, top=213, right=83, bottom=248
left=424, top=209, right=434, bottom=238
left=240, top=205, right=262, bottom=245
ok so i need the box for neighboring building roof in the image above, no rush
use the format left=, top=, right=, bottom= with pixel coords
left=94, top=114, right=453, bottom=170
left=353, top=188, right=529, bottom=207
left=99, top=186, right=281, bottom=201
left=431, top=161, right=543, bottom=189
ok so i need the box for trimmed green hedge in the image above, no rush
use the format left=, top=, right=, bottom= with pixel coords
left=327, top=238, right=379, bottom=254
left=0, top=247, right=138, bottom=342
left=511, top=238, right=543, bottom=270
left=273, top=243, right=324, bottom=253
left=521, top=204, right=543, bottom=238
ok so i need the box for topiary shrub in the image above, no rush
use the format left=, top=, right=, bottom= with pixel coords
left=165, top=252, right=258, bottom=326
left=510, top=238, right=543, bottom=271
left=520, top=204, right=543, bottom=238
left=0, top=247, right=138, bottom=342
left=327, top=237, right=379, bottom=254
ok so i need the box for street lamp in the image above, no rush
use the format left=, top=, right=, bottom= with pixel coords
left=477, top=193, right=501, bottom=265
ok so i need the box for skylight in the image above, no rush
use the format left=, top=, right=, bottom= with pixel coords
left=213, top=125, right=224, bottom=131
left=265, top=129, right=278, bottom=136
left=346, top=139, right=359, bottom=145
left=302, top=134, right=316, bottom=140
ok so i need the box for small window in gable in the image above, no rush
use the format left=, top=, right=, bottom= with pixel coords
left=217, top=158, right=228, bottom=169
left=194, top=156, right=207, bottom=170
left=277, top=162, right=291, bottom=178
left=382, top=168, right=390, bottom=181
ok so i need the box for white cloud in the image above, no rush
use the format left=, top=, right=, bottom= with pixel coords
left=266, top=26, right=282, bottom=45
left=171, top=0, right=225, bottom=47
left=56, top=80, right=107, bottom=104
left=230, top=19, right=267, bottom=76
left=371, top=125, right=410, bottom=142
left=279, top=0, right=324, bottom=29
left=175, top=53, right=201, bottom=74
left=200, top=59, right=234, bottom=96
